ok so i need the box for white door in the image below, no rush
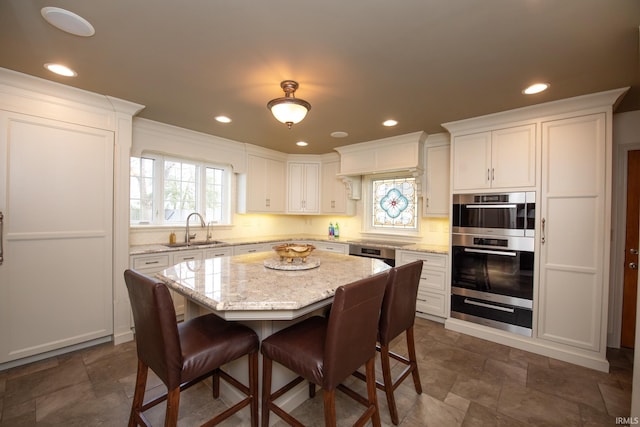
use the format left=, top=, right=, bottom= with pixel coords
left=0, top=111, right=114, bottom=363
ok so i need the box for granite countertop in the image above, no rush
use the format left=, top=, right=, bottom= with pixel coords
left=155, top=251, right=391, bottom=319
left=130, top=234, right=448, bottom=256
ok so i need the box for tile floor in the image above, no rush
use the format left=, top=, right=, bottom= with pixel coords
left=0, top=317, right=633, bottom=426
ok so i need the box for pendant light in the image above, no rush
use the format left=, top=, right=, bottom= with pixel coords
left=267, top=80, right=311, bottom=129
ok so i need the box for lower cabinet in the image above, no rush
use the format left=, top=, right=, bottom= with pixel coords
left=396, top=250, right=448, bottom=319
left=233, top=243, right=275, bottom=255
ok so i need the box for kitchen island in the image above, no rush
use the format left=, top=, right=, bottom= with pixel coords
left=154, top=250, right=391, bottom=419
left=155, top=250, right=391, bottom=321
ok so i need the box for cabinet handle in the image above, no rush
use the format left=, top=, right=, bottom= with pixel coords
left=331, top=200, right=335, bottom=208
left=144, top=260, right=160, bottom=265
left=464, top=298, right=514, bottom=313
left=0, top=211, right=4, bottom=265
left=491, top=168, right=495, bottom=181
left=182, top=257, right=195, bottom=260
left=266, top=198, right=270, bottom=207
left=487, top=168, right=490, bottom=182
left=247, top=249, right=257, bottom=253
left=541, top=218, right=546, bottom=244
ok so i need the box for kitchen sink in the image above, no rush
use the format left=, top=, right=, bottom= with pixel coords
left=163, top=240, right=225, bottom=248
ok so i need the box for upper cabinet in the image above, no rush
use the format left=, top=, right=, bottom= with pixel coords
left=423, top=133, right=450, bottom=217
left=451, top=124, right=536, bottom=192
left=320, top=156, right=355, bottom=215
left=238, top=147, right=286, bottom=214
left=287, top=161, right=320, bottom=214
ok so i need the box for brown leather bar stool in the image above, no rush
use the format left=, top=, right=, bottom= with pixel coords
left=260, top=272, right=389, bottom=427
left=124, top=269, right=259, bottom=427
left=354, top=260, right=423, bottom=425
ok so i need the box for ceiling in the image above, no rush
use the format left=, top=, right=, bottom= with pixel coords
left=1, top=1, right=639, bottom=154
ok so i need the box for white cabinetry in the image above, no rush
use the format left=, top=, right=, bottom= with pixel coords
left=0, top=71, right=142, bottom=365
left=443, top=88, right=627, bottom=371
left=452, top=124, right=536, bottom=192
left=397, top=250, right=448, bottom=319
left=320, top=159, right=354, bottom=215
left=423, top=133, right=450, bottom=217
left=537, top=113, right=608, bottom=352
left=239, top=152, right=286, bottom=213
left=287, top=161, right=320, bottom=214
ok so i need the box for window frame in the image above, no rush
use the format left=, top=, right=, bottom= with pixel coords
left=129, top=153, right=232, bottom=227
left=362, top=173, right=421, bottom=237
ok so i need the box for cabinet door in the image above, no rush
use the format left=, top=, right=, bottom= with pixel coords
left=424, top=144, right=450, bottom=216
left=491, top=124, right=536, bottom=189
left=0, top=112, right=114, bottom=363
left=287, top=162, right=319, bottom=213
left=537, top=113, right=606, bottom=351
left=452, top=132, right=491, bottom=191
left=246, top=154, right=268, bottom=212
left=321, top=161, right=352, bottom=215
left=246, top=155, right=285, bottom=213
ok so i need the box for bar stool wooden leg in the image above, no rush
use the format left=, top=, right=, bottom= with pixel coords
left=129, top=359, right=148, bottom=427
left=379, top=344, right=398, bottom=425
left=322, top=389, right=337, bottom=427
left=249, top=352, right=259, bottom=427
left=261, top=356, right=273, bottom=427
left=366, top=357, right=382, bottom=427
left=407, top=326, right=422, bottom=394
left=165, top=387, right=180, bottom=427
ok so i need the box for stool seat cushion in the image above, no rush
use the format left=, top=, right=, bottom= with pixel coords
left=261, top=316, right=327, bottom=386
left=179, top=313, right=259, bottom=385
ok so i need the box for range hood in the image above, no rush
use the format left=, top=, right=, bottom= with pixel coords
left=334, top=131, right=426, bottom=199
left=335, top=131, right=426, bottom=176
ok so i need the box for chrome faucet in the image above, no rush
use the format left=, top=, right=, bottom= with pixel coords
left=185, top=212, right=206, bottom=246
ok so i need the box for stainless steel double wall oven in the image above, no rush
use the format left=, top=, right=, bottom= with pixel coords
left=450, top=192, right=535, bottom=336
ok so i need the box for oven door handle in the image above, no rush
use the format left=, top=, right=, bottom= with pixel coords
left=464, top=248, right=517, bottom=257
left=464, top=298, right=515, bottom=313
left=466, top=204, right=517, bottom=209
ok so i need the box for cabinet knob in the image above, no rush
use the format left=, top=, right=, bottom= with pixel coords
left=630, top=262, right=638, bottom=270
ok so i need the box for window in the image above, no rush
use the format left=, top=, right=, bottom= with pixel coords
left=365, top=175, right=418, bottom=234
left=130, top=154, right=231, bottom=226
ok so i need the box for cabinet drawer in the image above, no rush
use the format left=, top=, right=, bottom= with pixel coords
left=421, top=269, right=446, bottom=292
left=312, top=241, right=348, bottom=254
left=398, top=251, right=446, bottom=269
left=204, top=247, right=232, bottom=258
left=173, top=251, right=204, bottom=263
left=132, top=254, right=170, bottom=271
left=416, top=290, right=446, bottom=317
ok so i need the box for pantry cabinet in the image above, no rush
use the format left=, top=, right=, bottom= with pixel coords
left=397, top=250, right=448, bottom=319
left=0, top=69, right=142, bottom=365
left=452, top=124, right=536, bottom=191
left=287, top=161, right=320, bottom=214
left=537, top=113, right=608, bottom=352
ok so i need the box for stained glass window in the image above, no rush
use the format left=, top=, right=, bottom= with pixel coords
left=371, top=176, right=417, bottom=229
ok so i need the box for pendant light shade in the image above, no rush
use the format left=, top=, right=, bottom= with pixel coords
left=267, top=80, right=311, bottom=129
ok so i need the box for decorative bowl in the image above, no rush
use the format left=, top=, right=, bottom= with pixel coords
left=272, top=243, right=316, bottom=263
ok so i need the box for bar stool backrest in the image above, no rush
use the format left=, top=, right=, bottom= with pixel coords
left=323, top=272, right=389, bottom=390
left=379, top=260, right=423, bottom=346
left=125, top=269, right=183, bottom=389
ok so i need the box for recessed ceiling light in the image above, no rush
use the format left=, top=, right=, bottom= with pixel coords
left=382, top=119, right=398, bottom=127
left=296, top=141, right=308, bottom=147
left=44, top=63, right=77, bottom=77
left=215, top=115, right=232, bottom=123
left=41, top=7, right=95, bottom=37
left=523, top=83, right=550, bottom=95
left=330, top=131, right=349, bottom=138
